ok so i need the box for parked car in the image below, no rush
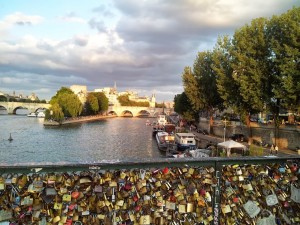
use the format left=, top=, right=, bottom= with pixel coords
left=230, top=134, right=247, bottom=142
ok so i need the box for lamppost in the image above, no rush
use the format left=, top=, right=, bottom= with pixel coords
left=223, top=118, right=227, bottom=142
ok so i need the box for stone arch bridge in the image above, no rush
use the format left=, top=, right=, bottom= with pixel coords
left=0, top=102, right=174, bottom=117
left=108, top=106, right=173, bottom=117
left=0, top=102, right=50, bottom=114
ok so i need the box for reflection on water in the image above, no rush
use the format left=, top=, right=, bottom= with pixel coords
left=0, top=116, right=164, bottom=164
left=0, top=108, right=29, bottom=115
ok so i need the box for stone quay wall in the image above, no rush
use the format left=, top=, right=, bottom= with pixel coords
left=198, top=119, right=300, bottom=150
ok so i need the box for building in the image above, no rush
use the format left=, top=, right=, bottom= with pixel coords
left=27, top=93, right=39, bottom=101
left=70, top=85, right=87, bottom=104
left=94, top=85, right=156, bottom=107
left=94, top=87, right=120, bottom=106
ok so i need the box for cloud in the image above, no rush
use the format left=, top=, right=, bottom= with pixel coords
left=0, top=1, right=299, bottom=102
left=59, top=11, right=86, bottom=24
left=5, top=12, right=43, bottom=26
left=0, top=12, right=43, bottom=40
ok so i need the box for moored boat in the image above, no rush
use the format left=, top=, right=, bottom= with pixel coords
left=164, top=123, right=176, bottom=134
left=172, top=148, right=211, bottom=158
left=152, top=125, right=164, bottom=137
left=175, top=132, right=197, bottom=151
left=37, top=111, right=45, bottom=118
left=156, top=131, right=175, bottom=151
left=27, top=112, right=37, bottom=117
left=157, top=114, right=167, bottom=126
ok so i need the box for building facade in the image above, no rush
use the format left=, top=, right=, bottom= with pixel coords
left=70, top=85, right=87, bottom=104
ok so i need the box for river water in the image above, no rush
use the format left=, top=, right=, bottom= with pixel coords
left=0, top=114, right=164, bottom=165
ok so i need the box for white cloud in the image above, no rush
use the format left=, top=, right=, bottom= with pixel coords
left=5, top=12, right=43, bottom=26
left=0, top=0, right=299, bottom=101
left=59, top=12, right=86, bottom=24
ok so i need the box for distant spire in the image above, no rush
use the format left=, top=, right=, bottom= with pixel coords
left=114, top=81, right=117, bottom=90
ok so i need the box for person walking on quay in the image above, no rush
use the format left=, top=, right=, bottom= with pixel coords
left=270, top=144, right=274, bottom=155
left=275, top=145, right=279, bottom=154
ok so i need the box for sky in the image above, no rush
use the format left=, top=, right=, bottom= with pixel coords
left=0, top=1, right=299, bottom=102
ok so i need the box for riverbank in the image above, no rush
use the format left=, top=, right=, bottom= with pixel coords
left=43, top=114, right=117, bottom=126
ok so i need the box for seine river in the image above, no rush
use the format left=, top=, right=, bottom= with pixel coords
left=0, top=113, right=164, bottom=165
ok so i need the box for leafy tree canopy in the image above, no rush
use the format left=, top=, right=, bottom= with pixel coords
left=117, top=94, right=150, bottom=107
left=50, top=87, right=82, bottom=118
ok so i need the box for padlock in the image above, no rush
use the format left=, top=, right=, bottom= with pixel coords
left=63, top=194, right=71, bottom=202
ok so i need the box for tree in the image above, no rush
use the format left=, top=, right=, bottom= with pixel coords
left=155, top=102, right=166, bottom=108
left=213, top=19, right=275, bottom=142
left=93, top=92, right=109, bottom=113
left=117, top=94, right=149, bottom=107
left=183, top=51, right=224, bottom=133
left=174, top=92, right=190, bottom=115
left=85, top=93, right=99, bottom=115
left=0, top=95, right=7, bottom=101
left=268, top=7, right=300, bottom=115
left=45, top=103, right=64, bottom=123
left=174, top=92, right=197, bottom=123
left=50, top=87, right=83, bottom=118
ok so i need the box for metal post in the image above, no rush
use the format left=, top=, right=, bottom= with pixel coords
left=213, top=161, right=222, bottom=225
left=223, top=119, right=226, bottom=142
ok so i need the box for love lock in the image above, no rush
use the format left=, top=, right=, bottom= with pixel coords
left=74, top=221, right=82, bottom=225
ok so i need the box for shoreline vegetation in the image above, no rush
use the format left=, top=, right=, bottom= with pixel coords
left=43, top=114, right=117, bottom=126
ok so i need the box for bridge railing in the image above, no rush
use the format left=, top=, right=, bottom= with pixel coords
left=0, top=156, right=299, bottom=225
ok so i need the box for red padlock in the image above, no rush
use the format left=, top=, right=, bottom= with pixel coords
left=162, top=167, right=169, bottom=174
left=290, top=163, right=298, bottom=173
left=170, top=195, right=176, bottom=202
left=71, top=191, right=80, bottom=199
left=133, top=194, right=139, bottom=202
left=233, top=197, right=239, bottom=203
left=135, top=205, right=141, bottom=211
left=68, top=204, right=76, bottom=210
left=124, top=183, right=132, bottom=191
left=200, top=189, right=206, bottom=196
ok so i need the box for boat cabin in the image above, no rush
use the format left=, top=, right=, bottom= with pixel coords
left=175, top=133, right=196, bottom=151
left=157, top=114, right=167, bottom=126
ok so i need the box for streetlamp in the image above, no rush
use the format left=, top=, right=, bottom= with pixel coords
left=223, top=118, right=227, bottom=142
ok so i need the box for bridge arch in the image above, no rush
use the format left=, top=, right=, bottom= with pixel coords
left=0, top=102, right=50, bottom=114
left=120, top=110, right=133, bottom=117
left=136, top=110, right=150, bottom=117
left=107, top=106, right=173, bottom=117
left=12, top=106, right=28, bottom=114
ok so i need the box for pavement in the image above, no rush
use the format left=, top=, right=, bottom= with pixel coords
left=192, top=130, right=299, bottom=157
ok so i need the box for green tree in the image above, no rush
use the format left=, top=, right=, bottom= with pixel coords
left=0, top=95, right=7, bottom=101
left=93, top=92, right=109, bottom=113
left=214, top=19, right=273, bottom=142
left=174, top=92, right=197, bottom=122
left=45, top=103, right=64, bottom=123
left=85, top=93, right=99, bottom=115
left=268, top=7, right=300, bottom=115
left=183, top=51, right=224, bottom=133
left=117, top=94, right=149, bottom=107
left=50, top=87, right=83, bottom=118
left=50, top=87, right=74, bottom=105
left=155, top=102, right=166, bottom=108
left=117, top=94, right=130, bottom=106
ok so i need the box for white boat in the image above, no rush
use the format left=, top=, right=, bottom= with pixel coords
left=152, top=125, right=164, bottom=137
left=37, top=111, right=45, bottom=118
left=156, top=131, right=175, bottom=151
left=157, top=114, right=167, bottom=126
left=175, top=132, right=197, bottom=151
left=172, top=149, right=211, bottom=158
left=27, top=112, right=37, bottom=117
